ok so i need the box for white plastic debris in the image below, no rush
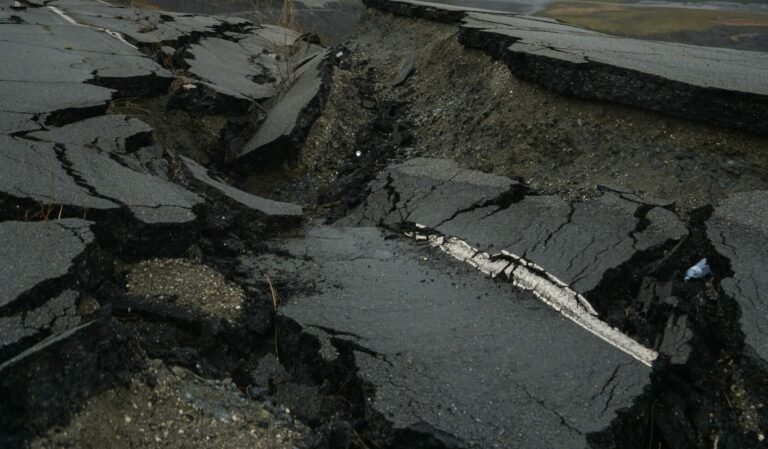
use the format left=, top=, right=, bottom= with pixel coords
left=685, top=258, right=711, bottom=281
left=355, top=150, right=362, bottom=157
left=335, top=51, right=344, bottom=58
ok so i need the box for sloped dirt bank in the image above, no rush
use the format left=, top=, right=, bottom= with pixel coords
left=256, top=8, right=768, bottom=215
left=240, top=7, right=768, bottom=448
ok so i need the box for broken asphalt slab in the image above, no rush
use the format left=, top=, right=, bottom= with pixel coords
left=24, top=0, right=249, bottom=47
left=0, top=290, right=81, bottom=361
left=363, top=0, right=768, bottom=134
left=0, top=135, right=200, bottom=224
left=0, top=7, right=171, bottom=132
left=235, top=49, right=331, bottom=167
left=29, top=0, right=327, bottom=114
left=28, top=115, right=153, bottom=154
left=259, top=156, right=765, bottom=447
left=0, top=1, right=313, bottom=438
left=1, top=0, right=314, bottom=223
left=3, top=0, right=767, bottom=447
left=342, top=157, right=688, bottom=293
left=0, top=16, right=173, bottom=92
left=0, top=219, right=93, bottom=310
left=253, top=225, right=650, bottom=448
left=181, top=156, right=303, bottom=217
left=183, top=36, right=277, bottom=109
left=707, top=190, right=768, bottom=361
left=3, top=0, right=331, bottom=169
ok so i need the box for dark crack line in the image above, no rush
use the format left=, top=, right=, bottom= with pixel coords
left=527, top=202, right=575, bottom=257
left=430, top=184, right=526, bottom=229
left=516, top=382, right=583, bottom=435
left=307, top=324, right=363, bottom=340
left=55, top=221, right=91, bottom=245
left=53, top=143, right=122, bottom=206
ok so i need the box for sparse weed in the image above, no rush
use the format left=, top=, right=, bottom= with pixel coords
left=278, top=0, right=299, bottom=32
left=251, top=0, right=306, bottom=91
left=108, top=97, right=152, bottom=118
left=264, top=273, right=280, bottom=361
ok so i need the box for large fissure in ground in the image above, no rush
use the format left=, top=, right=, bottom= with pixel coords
left=2, top=1, right=768, bottom=448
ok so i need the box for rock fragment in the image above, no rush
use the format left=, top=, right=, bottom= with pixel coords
left=236, top=51, right=330, bottom=166
left=364, top=0, right=768, bottom=134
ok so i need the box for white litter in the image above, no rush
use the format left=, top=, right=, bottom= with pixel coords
left=685, top=258, right=711, bottom=281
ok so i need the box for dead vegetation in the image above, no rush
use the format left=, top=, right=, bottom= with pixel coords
left=107, top=97, right=152, bottom=119
left=251, top=0, right=306, bottom=89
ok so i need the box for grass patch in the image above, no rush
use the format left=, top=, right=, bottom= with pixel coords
left=536, top=1, right=768, bottom=36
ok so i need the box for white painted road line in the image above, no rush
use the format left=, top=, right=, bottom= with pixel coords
left=47, top=6, right=138, bottom=49
left=408, top=229, right=659, bottom=367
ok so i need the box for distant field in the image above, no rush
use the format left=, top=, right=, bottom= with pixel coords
left=535, top=0, right=768, bottom=49
left=537, top=1, right=768, bottom=34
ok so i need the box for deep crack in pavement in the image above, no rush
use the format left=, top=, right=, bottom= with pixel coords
left=1, top=0, right=768, bottom=448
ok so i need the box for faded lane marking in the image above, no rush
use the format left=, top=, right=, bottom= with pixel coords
left=407, top=226, right=658, bottom=367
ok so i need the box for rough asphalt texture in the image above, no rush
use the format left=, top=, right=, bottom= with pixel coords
left=262, top=225, right=650, bottom=449
left=365, top=0, right=768, bottom=134
left=28, top=115, right=154, bottom=154
left=238, top=48, right=331, bottom=166
left=0, top=290, right=81, bottom=357
left=343, top=157, right=687, bottom=293
left=0, top=220, right=93, bottom=309
left=1, top=0, right=768, bottom=448
left=707, top=191, right=768, bottom=361
left=0, top=0, right=313, bottom=424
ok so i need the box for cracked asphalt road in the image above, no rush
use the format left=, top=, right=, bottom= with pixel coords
left=343, top=157, right=687, bottom=293
left=258, top=225, right=650, bottom=448
left=707, top=190, right=768, bottom=361
left=1, top=0, right=768, bottom=448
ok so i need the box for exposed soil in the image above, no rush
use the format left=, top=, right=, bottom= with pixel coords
left=27, top=360, right=312, bottom=449
left=585, top=207, right=768, bottom=448
left=232, top=9, right=768, bottom=448
left=6, top=4, right=768, bottom=449
left=109, top=96, right=234, bottom=166
left=125, top=258, right=246, bottom=321
left=247, top=9, right=768, bottom=217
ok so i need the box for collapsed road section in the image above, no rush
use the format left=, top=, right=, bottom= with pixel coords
left=2, top=0, right=768, bottom=448
left=363, top=0, right=768, bottom=134
left=0, top=1, right=326, bottom=447
left=253, top=224, right=652, bottom=449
